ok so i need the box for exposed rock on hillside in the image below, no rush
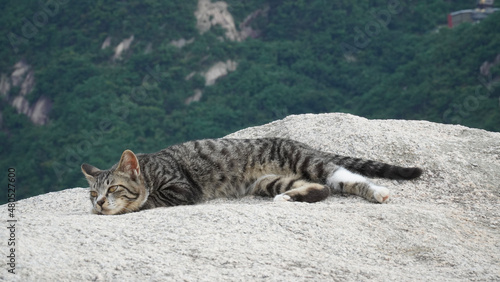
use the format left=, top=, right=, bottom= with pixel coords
left=194, top=0, right=267, bottom=41
left=0, top=60, right=52, bottom=125
left=113, top=35, right=135, bottom=60
left=185, top=60, right=238, bottom=104
left=204, top=60, right=237, bottom=86
left=185, top=88, right=203, bottom=104
left=195, top=0, right=241, bottom=41
left=239, top=6, right=269, bottom=40
left=101, top=36, right=112, bottom=49
left=170, top=38, right=194, bottom=48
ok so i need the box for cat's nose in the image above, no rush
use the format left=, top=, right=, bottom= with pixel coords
left=97, top=198, right=105, bottom=207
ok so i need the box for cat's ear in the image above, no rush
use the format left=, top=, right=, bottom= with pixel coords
left=81, top=163, right=101, bottom=183
left=116, top=149, right=141, bottom=180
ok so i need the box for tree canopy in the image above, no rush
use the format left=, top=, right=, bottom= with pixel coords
left=1, top=0, right=499, bottom=202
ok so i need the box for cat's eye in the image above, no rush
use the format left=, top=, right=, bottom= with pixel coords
left=108, top=186, right=118, bottom=193
left=90, top=191, right=98, bottom=198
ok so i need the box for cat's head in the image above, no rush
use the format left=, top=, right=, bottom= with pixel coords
left=81, top=150, right=148, bottom=215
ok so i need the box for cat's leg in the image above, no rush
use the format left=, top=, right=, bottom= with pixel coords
left=326, top=167, right=390, bottom=203
left=250, top=174, right=330, bottom=203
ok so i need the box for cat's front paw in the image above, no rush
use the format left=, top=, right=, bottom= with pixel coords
left=274, top=194, right=292, bottom=202
left=372, top=186, right=390, bottom=203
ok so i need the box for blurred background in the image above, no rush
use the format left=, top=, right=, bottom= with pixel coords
left=1, top=0, right=499, bottom=202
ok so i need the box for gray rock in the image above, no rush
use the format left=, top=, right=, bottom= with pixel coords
left=3, top=113, right=499, bottom=281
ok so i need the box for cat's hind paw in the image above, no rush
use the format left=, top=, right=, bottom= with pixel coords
left=372, top=186, right=390, bottom=203
left=274, top=194, right=292, bottom=202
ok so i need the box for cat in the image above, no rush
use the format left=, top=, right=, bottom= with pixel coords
left=81, top=138, right=422, bottom=215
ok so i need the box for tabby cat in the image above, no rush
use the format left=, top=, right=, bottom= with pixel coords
left=81, top=138, right=422, bottom=215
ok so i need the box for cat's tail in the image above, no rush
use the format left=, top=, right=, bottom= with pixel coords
left=331, top=156, right=423, bottom=180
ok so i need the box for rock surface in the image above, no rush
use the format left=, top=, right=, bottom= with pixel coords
left=195, top=0, right=241, bottom=41
left=203, top=60, right=238, bottom=86
left=0, top=60, right=52, bottom=125
left=194, top=0, right=267, bottom=42
left=113, top=35, right=134, bottom=60
left=2, top=113, right=499, bottom=281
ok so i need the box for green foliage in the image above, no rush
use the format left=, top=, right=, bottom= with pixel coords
left=1, top=0, right=499, bottom=203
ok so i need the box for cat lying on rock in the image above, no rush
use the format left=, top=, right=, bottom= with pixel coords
left=81, top=138, right=422, bottom=215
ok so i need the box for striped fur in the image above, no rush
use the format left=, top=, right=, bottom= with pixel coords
left=81, top=138, right=422, bottom=215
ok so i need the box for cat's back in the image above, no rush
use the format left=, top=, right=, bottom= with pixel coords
left=155, top=138, right=259, bottom=168
left=154, top=137, right=321, bottom=167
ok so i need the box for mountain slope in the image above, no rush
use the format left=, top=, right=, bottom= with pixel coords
left=0, top=0, right=499, bottom=201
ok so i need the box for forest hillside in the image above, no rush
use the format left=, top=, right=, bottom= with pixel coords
left=1, top=0, right=499, bottom=202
